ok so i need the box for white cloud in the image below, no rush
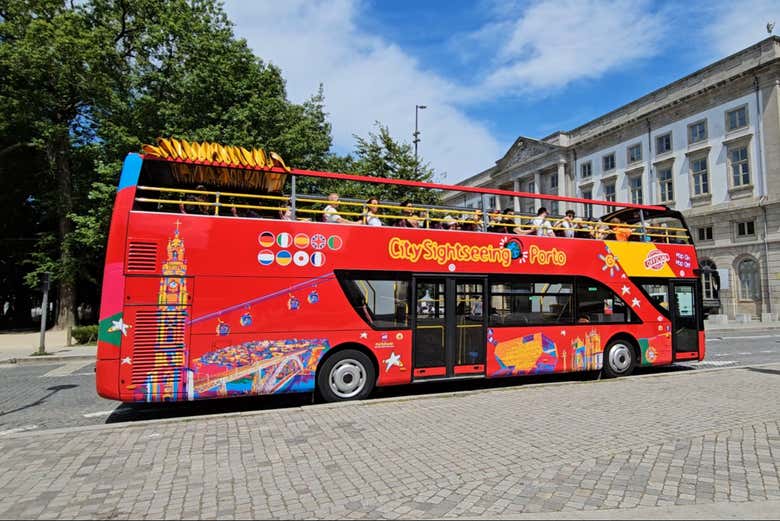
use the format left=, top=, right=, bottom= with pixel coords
left=703, top=0, right=779, bottom=57
left=223, top=0, right=504, bottom=184
left=480, top=0, right=668, bottom=94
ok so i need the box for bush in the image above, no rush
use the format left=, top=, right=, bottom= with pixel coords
left=72, top=325, right=98, bottom=345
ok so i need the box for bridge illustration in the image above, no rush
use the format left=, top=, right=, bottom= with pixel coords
left=193, top=347, right=314, bottom=396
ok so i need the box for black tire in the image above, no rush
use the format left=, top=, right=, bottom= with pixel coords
left=602, top=338, right=637, bottom=378
left=317, top=349, right=376, bottom=402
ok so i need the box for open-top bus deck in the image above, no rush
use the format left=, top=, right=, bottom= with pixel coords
left=96, top=139, right=704, bottom=403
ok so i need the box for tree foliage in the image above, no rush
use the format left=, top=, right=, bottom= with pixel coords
left=0, top=1, right=439, bottom=329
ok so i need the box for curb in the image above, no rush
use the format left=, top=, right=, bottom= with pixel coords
left=0, top=354, right=96, bottom=366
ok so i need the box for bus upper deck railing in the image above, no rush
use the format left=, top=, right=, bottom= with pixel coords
left=133, top=184, right=692, bottom=244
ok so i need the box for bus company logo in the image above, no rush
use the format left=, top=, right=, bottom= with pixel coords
left=310, top=251, right=326, bottom=267
left=276, top=232, right=292, bottom=248
left=294, top=233, right=309, bottom=248
left=388, top=237, right=511, bottom=268
left=257, top=250, right=274, bottom=266
left=311, top=234, right=326, bottom=250
left=528, top=245, right=567, bottom=266
left=258, top=231, right=274, bottom=248
left=327, top=235, right=343, bottom=251
left=644, top=249, right=670, bottom=270
left=276, top=250, right=292, bottom=266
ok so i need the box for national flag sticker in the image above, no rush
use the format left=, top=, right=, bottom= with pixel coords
left=311, top=233, right=326, bottom=250
left=327, top=235, right=343, bottom=251
left=257, top=250, right=274, bottom=266
left=276, top=250, right=292, bottom=266
left=276, top=232, right=292, bottom=248
left=293, top=250, right=309, bottom=266
left=258, top=231, right=274, bottom=248
left=310, top=251, right=326, bottom=267
left=294, top=233, right=309, bottom=248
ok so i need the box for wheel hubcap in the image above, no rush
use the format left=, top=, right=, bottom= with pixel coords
left=329, top=359, right=366, bottom=399
left=608, top=343, right=632, bottom=373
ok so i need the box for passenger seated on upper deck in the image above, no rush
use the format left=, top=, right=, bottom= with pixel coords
left=611, top=218, right=632, bottom=242
left=524, top=207, right=554, bottom=237
left=591, top=219, right=612, bottom=240
left=554, top=210, right=577, bottom=238
left=396, top=200, right=422, bottom=228
left=362, top=197, right=382, bottom=226
left=279, top=200, right=294, bottom=221
left=487, top=209, right=503, bottom=233
left=572, top=217, right=591, bottom=239
left=180, top=185, right=211, bottom=215
left=323, top=193, right=351, bottom=224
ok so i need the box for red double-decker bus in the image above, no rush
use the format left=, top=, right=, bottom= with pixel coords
left=96, top=138, right=705, bottom=403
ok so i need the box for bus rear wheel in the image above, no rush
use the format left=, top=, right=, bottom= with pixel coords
left=317, top=349, right=375, bottom=402
left=602, top=339, right=637, bottom=378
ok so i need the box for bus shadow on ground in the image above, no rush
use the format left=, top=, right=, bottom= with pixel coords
left=105, top=364, right=695, bottom=425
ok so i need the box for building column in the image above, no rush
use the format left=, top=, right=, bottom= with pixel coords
left=557, top=161, right=565, bottom=213
left=534, top=171, right=541, bottom=211
left=513, top=178, right=521, bottom=213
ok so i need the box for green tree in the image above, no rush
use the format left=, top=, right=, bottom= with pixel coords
left=314, top=123, right=441, bottom=209
left=0, top=0, right=334, bottom=328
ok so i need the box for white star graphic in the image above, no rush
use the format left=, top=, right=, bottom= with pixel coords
left=360, top=332, right=368, bottom=339
left=561, top=330, right=567, bottom=336
left=121, top=357, right=132, bottom=365
left=108, top=318, right=131, bottom=336
left=631, top=298, right=641, bottom=308
left=383, top=352, right=402, bottom=373
left=621, top=285, right=630, bottom=296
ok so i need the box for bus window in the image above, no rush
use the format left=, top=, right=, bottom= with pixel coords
left=575, top=279, right=633, bottom=324
left=637, top=282, right=670, bottom=316
left=336, top=272, right=410, bottom=329
left=489, top=278, right=573, bottom=326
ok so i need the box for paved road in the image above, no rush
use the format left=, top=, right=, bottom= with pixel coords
left=1, top=331, right=779, bottom=435
left=1, top=359, right=779, bottom=518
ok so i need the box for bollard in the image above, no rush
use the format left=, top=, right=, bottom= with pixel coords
left=37, top=272, right=50, bottom=356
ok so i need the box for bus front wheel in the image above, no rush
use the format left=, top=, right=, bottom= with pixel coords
left=602, top=339, right=637, bottom=378
left=317, top=349, right=376, bottom=402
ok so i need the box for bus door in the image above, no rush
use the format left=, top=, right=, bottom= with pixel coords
left=412, top=276, right=487, bottom=380
left=670, top=280, right=699, bottom=360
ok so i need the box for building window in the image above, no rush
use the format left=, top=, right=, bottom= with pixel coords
left=697, top=226, right=713, bottom=242
left=627, top=143, right=642, bottom=164
left=581, top=162, right=592, bottom=178
left=737, top=258, right=760, bottom=301
left=488, top=195, right=497, bottom=209
left=691, top=157, right=709, bottom=195
left=550, top=174, right=558, bottom=190
left=528, top=180, right=535, bottom=193
left=730, top=146, right=750, bottom=187
left=629, top=176, right=643, bottom=204
left=656, top=133, right=672, bottom=155
left=688, top=120, right=707, bottom=144
left=726, top=106, right=748, bottom=131
left=602, top=153, right=616, bottom=172
left=582, top=189, right=593, bottom=219
left=700, top=259, right=719, bottom=302
left=603, top=182, right=616, bottom=202
left=736, top=220, right=755, bottom=237
left=658, top=167, right=674, bottom=202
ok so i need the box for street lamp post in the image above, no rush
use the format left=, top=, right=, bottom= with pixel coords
left=413, top=104, right=426, bottom=174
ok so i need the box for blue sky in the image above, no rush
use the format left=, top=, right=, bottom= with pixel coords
left=224, top=0, right=778, bottom=183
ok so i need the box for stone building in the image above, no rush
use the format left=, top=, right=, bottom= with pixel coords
left=447, top=36, right=780, bottom=320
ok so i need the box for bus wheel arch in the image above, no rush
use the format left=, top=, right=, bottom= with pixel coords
left=316, top=343, right=378, bottom=402
left=602, top=333, right=639, bottom=378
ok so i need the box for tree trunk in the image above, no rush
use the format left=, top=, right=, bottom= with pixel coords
left=51, top=129, right=75, bottom=329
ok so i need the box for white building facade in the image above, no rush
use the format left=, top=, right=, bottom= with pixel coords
left=448, top=37, right=780, bottom=320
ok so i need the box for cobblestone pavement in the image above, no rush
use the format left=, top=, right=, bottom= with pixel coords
left=0, top=364, right=779, bottom=519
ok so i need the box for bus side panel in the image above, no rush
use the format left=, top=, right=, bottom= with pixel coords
left=96, top=154, right=143, bottom=400
left=486, top=322, right=673, bottom=377
left=184, top=274, right=413, bottom=399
